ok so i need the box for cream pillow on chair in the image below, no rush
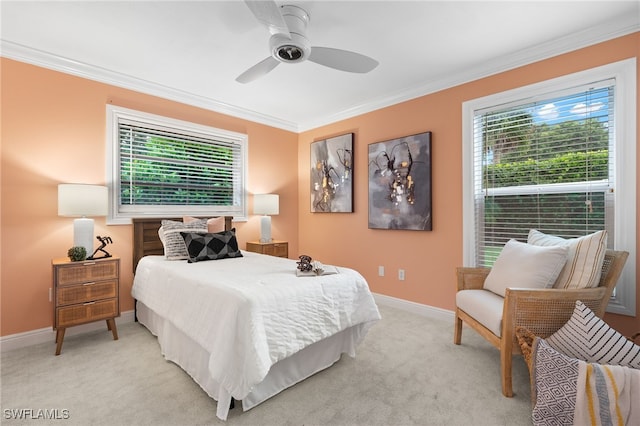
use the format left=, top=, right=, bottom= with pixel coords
left=484, top=239, right=569, bottom=297
left=528, top=229, right=607, bottom=289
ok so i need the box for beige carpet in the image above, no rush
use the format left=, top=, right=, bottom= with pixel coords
left=1, top=304, right=532, bottom=425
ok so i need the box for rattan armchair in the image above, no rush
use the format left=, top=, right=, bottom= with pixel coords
left=453, top=249, right=629, bottom=397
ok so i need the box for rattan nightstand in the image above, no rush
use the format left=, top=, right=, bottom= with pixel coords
left=52, top=257, right=120, bottom=355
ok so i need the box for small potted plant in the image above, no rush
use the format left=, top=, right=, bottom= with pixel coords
left=67, top=246, right=87, bottom=262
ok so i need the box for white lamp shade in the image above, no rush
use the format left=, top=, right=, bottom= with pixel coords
left=58, top=184, right=108, bottom=217
left=253, top=194, right=279, bottom=215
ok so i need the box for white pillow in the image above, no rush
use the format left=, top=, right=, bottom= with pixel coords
left=484, top=239, right=568, bottom=297
left=528, top=229, right=607, bottom=289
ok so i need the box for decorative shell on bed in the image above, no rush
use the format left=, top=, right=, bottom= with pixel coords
left=296, top=255, right=313, bottom=272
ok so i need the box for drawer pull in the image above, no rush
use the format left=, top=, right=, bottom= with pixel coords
left=83, top=282, right=97, bottom=286
left=83, top=301, right=96, bottom=306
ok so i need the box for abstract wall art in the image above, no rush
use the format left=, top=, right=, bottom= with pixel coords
left=310, top=133, right=354, bottom=213
left=368, top=131, right=432, bottom=230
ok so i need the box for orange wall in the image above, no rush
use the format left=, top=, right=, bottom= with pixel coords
left=298, top=33, right=640, bottom=336
left=1, top=33, right=638, bottom=339
left=0, top=58, right=298, bottom=336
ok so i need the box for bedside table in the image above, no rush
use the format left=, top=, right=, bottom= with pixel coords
left=245, top=241, right=288, bottom=258
left=52, top=257, right=120, bottom=355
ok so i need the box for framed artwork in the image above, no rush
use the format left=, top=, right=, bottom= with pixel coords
left=368, top=131, right=432, bottom=230
left=310, top=133, right=354, bottom=212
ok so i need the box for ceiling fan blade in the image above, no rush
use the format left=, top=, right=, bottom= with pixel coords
left=308, top=47, right=379, bottom=73
left=244, top=0, right=290, bottom=36
left=236, top=56, right=280, bottom=84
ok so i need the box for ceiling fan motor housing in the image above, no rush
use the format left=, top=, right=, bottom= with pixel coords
left=269, top=5, right=311, bottom=63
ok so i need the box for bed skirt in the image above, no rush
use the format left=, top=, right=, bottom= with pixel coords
left=136, top=301, right=367, bottom=420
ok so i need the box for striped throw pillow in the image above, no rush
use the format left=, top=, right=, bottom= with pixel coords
left=527, top=229, right=607, bottom=289
left=546, top=301, right=640, bottom=368
left=160, top=219, right=208, bottom=260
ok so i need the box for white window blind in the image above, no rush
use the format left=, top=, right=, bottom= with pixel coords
left=473, top=80, right=614, bottom=266
left=462, top=59, right=636, bottom=316
left=106, top=105, right=247, bottom=223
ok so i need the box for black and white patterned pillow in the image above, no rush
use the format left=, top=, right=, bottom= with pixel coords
left=531, top=337, right=579, bottom=425
left=180, top=228, right=243, bottom=263
left=160, top=219, right=208, bottom=260
left=546, top=300, right=640, bottom=368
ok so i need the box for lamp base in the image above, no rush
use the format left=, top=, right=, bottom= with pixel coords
left=259, top=215, right=272, bottom=243
left=74, top=217, right=94, bottom=258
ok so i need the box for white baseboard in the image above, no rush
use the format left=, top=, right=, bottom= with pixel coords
left=373, top=293, right=455, bottom=322
left=2, top=295, right=453, bottom=352
left=0, top=310, right=136, bottom=353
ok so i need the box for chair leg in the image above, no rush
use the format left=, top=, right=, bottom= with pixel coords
left=500, top=344, right=513, bottom=397
left=454, top=311, right=463, bottom=345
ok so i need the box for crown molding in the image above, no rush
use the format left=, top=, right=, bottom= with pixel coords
left=297, top=15, right=640, bottom=131
left=2, top=13, right=638, bottom=134
left=0, top=40, right=299, bottom=133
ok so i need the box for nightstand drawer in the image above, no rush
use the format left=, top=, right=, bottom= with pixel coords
left=266, top=243, right=288, bottom=258
left=56, top=280, right=118, bottom=306
left=246, top=241, right=288, bottom=258
left=56, top=298, right=119, bottom=328
left=56, top=260, right=119, bottom=286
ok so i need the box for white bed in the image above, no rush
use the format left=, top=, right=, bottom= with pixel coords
left=131, top=217, right=381, bottom=420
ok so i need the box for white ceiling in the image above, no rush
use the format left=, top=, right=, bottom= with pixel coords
left=2, top=1, right=638, bottom=132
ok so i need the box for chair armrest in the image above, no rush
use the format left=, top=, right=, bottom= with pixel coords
left=456, top=267, right=491, bottom=291
left=502, top=286, right=607, bottom=338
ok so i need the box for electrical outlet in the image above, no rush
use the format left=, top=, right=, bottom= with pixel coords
left=49, top=288, right=52, bottom=302
left=378, top=266, right=385, bottom=277
left=398, top=269, right=405, bottom=281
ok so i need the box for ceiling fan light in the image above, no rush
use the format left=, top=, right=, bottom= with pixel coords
left=269, top=32, right=310, bottom=63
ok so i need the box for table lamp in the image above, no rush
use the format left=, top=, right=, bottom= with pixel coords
left=58, top=184, right=108, bottom=257
left=254, top=194, right=279, bottom=243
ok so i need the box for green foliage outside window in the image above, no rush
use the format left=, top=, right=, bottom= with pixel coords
left=120, top=136, right=235, bottom=206
left=484, top=150, right=608, bottom=188
left=478, top=109, right=610, bottom=260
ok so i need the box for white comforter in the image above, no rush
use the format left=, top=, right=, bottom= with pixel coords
left=132, top=252, right=381, bottom=400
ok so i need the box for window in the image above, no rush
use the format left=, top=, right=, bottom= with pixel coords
left=462, top=59, right=636, bottom=316
left=106, top=105, right=248, bottom=223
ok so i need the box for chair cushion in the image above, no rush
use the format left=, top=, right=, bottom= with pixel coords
left=546, top=300, right=640, bottom=368
left=527, top=229, right=607, bottom=289
left=456, top=289, right=505, bottom=337
left=483, top=239, right=568, bottom=297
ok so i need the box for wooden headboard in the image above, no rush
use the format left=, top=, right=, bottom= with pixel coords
left=132, top=216, right=233, bottom=273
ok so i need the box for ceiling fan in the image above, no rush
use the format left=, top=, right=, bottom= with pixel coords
left=236, top=0, right=379, bottom=83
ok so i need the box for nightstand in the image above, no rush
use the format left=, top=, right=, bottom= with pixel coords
left=245, top=241, right=288, bottom=258
left=52, top=257, right=120, bottom=355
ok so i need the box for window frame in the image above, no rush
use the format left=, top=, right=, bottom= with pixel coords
left=462, top=58, right=636, bottom=316
left=106, top=105, right=248, bottom=224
